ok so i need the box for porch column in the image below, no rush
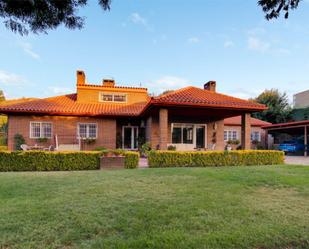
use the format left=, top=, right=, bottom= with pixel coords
left=305, top=126, right=308, bottom=157
left=145, top=116, right=152, bottom=144
left=241, top=113, right=251, bottom=150
left=216, top=120, right=225, bottom=150
left=159, top=108, right=168, bottom=150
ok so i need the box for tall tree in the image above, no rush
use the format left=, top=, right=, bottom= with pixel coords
left=0, top=1, right=303, bottom=35
left=0, top=90, right=5, bottom=102
left=0, top=0, right=111, bottom=35
left=259, top=0, right=301, bottom=20
left=252, top=89, right=292, bottom=124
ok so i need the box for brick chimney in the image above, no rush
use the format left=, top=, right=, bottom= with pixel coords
left=204, top=81, right=216, bottom=92
left=102, top=79, right=115, bottom=87
left=77, top=70, right=85, bottom=85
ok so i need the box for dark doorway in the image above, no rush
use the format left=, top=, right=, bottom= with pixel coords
left=196, top=126, right=205, bottom=148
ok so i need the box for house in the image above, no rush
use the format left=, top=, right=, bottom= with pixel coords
left=223, top=116, right=271, bottom=149
left=293, top=89, right=309, bottom=109
left=0, top=71, right=266, bottom=151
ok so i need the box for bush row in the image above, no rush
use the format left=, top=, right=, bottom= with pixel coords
left=0, top=150, right=139, bottom=171
left=124, top=151, right=140, bottom=169
left=148, top=150, right=284, bottom=168
left=0, top=146, right=7, bottom=151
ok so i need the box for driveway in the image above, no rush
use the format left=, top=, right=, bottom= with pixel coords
left=285, top=156, right=309, bottom=166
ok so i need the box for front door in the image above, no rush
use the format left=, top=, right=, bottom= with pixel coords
left=122, top=126, right=138, bottom=150
left=196, top=126, right=205, bottom=149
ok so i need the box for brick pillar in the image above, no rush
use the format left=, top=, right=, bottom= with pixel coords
left=159, top=108, right=168, bottom=150
left=215, top=119, right=225, bottom=150
left=241, top=113, right=251, bottom=150
left=145, top=116, right=152, bottom=144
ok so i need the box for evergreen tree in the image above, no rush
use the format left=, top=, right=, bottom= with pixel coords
left=252, top=89, right=292, bottom=124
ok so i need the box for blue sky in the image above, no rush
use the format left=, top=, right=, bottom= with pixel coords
left=1, top=0, right=309, bottom=102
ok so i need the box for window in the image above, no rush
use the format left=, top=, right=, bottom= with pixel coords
left=78, top=123, right=97, bottom=139
left=172, top=124, right=194, bottom=144
left=30, top=122, right=52, bottom=138
left=100, top=92, right=127, bottom=103
left=224, top=130, right=238, bottom=141
left=251, top=131, right=261, bottom=142
left=114, top=94, right=126, bottom=102
left=102, top=94, right=113, bottom=102
left=183, top=126, right=193, bottom=144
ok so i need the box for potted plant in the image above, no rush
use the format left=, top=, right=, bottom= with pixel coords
left=100, top=149, right=126, bottom=169
left=36, top=137, right=48, bottom=143
left=227, top=139, right=240, bottom=150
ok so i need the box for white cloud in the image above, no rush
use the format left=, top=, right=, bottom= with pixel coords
left=274, top=48, right=291, bottom=55
left=146, top=76, right=190, bottom=95
left=18, top=41, right=40, bottom=59
left=0, top=70, right=28, bottom=85
left=130, top=13, right=147, bottom=26
left=224, top=40, right=234, bottom=48
left=188, top=37, right=200, bottom=43
left=248, top=37, right=270, bottom=52
left=47, top=86, right=74, bottom=95
left=247, top=27, right=266, bottom=36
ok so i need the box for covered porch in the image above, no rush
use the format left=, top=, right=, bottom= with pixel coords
left=144, top=106, right=253, bottom=151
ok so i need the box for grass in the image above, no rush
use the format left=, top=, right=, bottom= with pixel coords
left=0, top=165, right=308, bottom=249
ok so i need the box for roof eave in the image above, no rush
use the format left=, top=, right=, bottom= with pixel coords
left=150, top=102, right=267, bottom=112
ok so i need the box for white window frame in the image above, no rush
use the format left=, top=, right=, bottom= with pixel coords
left=99, top=92, right=127, bottom=103
left=122, top=126, right=139, bottom=150
left=171, top=123, right=207, bottom=147
left=224, top=130, right=238, bottom=141
left=29, top=122, right=53, bottom=139
left=251, top=131, right=261, bottom=142
left=77, top=123, right=98, bottom=139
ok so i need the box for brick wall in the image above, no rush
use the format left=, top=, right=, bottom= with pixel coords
left=224, top=125, right=267, bottom=148
left=7, top=115, right=116, bottom=151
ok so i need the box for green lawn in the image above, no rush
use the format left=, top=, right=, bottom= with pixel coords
left=0, top=166, right=308, bottom=249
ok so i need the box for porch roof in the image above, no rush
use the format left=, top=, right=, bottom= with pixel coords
left=224, top=116, right=271, bottom=127
left=151, top=87, right=266, bottom=111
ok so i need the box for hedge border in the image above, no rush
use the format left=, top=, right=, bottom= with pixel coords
left=148, top=150, right=284, bottom=168
left=0, top=151, right=139, bottom=172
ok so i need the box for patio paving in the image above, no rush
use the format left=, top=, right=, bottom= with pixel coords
left=285, top=156, right=309, bottom=166
left=138, top=157, right=149, bottom=168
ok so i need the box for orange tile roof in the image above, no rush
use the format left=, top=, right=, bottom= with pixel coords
left=0, top=94, right=148, bottom=116
left=0, top=98, right=37, bottom=106
left=224, top=116, right=271, bottom=127
left=0, top=86, right=267, bottom=116
left=152, top=87, right=266, bottom=111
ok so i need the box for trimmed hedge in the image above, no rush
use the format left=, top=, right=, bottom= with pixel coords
left=0, top=146, right=7, bottom=151
left=124, top=151, right=140, bottom=169
left=0, top=151, right=140, bottom=171
left=148, top=150, right=284, bottom=168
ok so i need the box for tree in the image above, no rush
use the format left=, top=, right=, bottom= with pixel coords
left=252, top=89, right=292, bottom=124
left=0, top=90, right=5, bottom=102
left=258, top=0, right=301, bottom=20
left=0, top=0, right=111, bottom=35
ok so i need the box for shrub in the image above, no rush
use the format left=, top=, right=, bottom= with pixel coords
left=14, top=133, right=25, bottom=151
left=140, top=142, right=151, bottom=156
left=148, top=150, right=284, bottom=168
left=0, top=151, right=101, bottom=171
left=167, top=145, right=176, bottom=151
left=0, top=146, right=7, bottom=151
left=0, top=150, right=140, bottom=171
left=124, top=151, right=139, bottom=169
